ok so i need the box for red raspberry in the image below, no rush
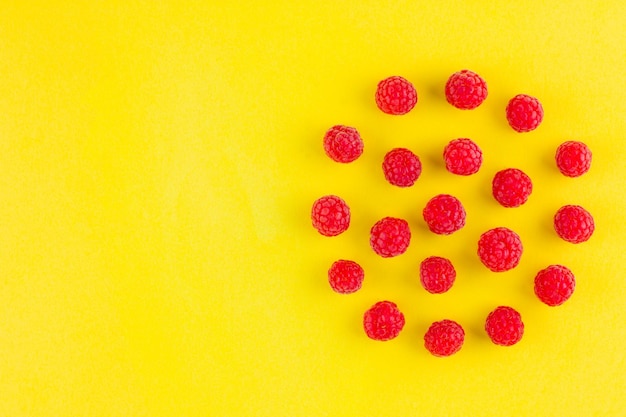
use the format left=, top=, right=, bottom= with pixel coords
left=554, top=205, right=595, bottom=244
left=382, top=148, right=422, bottom=187
left=424, top=320, right=465, bottom=357
left=363, top=301, right=405, bottom=341
left=492, top=168, right=533, bottom=208
left=419, top=256, right=456, bottom=294
left=555, top=141, right=592, bottom=177
left=443, top=138, right=483, bottom=176
left=370, top=217, right=411, bottom=258
left=311, top=195, right=350, bottom=237
left=485, top=306, right=524, bottom=346
left=506, top=94, right=544, bottom=132
left=375, top=76, right=417, bottom=115
left=323, top=125, right=364, bottom=163
left=328, top=260, right=364, bottom=294
left=422, top=194, right=466, bottom=235
left=477, top=227, right=523, bottom=272
left=534, top=265, right=576, bottom=306
left=444, top=70, right=488, bottom=110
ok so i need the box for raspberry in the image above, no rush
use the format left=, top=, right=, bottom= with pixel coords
left=328, top=260, right=364, bottom=294
left=363, top=301, right=405, bottom=341
left=375, top=76, right=417, bottom=115
left=370, top=217, right=411, bottom=258
left=311, top=195, right=351, bottom=237
left=485, top=306, right=524, bottom=346
left=422, top=194, right=466, bottom=235
left=477, top=227, right=523, bottom=272
left=419, top=256, right=456, bottom=294
left=323, top=125, right=364, bottom=163
left=555, top=141, right=592, bottom=177
left=443, top=138, right=483, bottom=176
left=534, top=265, right=576, bottom=306
left=506, top=94, right=544, bottom=132
left=554, top=205, right=595, bottom=244
left=382, top=148, right=422, bottom=187
left=444, top=70, right=488, bottom=110
left=424, top=320, right=465, bottom=357
left=492, top=168, right=533, bottom=208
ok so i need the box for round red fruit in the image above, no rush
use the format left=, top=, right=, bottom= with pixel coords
left=382, top=148, right=422, bottom=187
left=328, top=260, right=364, bottom=294
left=492, top=168, right=533, bottom=208
left=534, top=265, right=576, bottom=306
left=323, top=125, right=364, bottom=163
left=370, top=217, right=411, bottom=258
left=363, top=301, right=405, bottom=341
left=424, top=320, right=465, bottom=357
left=422, top=194, right=466, bottom=235
left=311, top=195, right=351, bottom=237
left=443, top=138, right=483, bottom=176
left=445, top=70, right=488, bottom=110
left=506, top=94, right=543, bottom=132
left=555, top=141, right=592, bottom=177
left=420, top=256, right=456, bottom=294
left=477, top=227, right=523, bottom=272
left=554, top=205, right=594, bottom=243
left=375, top=76, right=417, bottom=115
left=485, top=306, right=524, bottom=346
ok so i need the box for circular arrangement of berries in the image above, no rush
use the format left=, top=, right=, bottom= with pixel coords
left=311, top=70, right=594, bottom=356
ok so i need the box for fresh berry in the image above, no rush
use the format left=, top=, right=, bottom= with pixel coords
left=420, top=256, right=456, bottom=294
left=311, top=195, right=350, bottom=237
left=445, top=70, right=488, bottom=110
left=477, top=227, right=523, bottom=272
left=506, top=94, right=544, bottom=132
left=443, top=138, right=483, bottom=175
left=363, top=301, right=405, bottom=341
left=485, top=306, right=524, bottom=346
left=370, top=217, right=411, bottom=258
left=422, top=194, right=466, bottom=235
left=375, top=76, right=417, bottom=115
left=556, top=141, right=592, bottom=177
left=492, top=168, right=533, bottom=208
left=534, top=265, right=576, bottom=306
left=323, top=125, right=364, bottom=163
left=554, top=205, right=595, bottom=243
left=424, top=320, right=465, bottom=357
left=328, top=260, right=364, bottom=294
left=382, top=148, right=422, bottom=187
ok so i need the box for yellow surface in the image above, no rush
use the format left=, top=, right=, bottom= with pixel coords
left=0, top=1, right=624, bottom=416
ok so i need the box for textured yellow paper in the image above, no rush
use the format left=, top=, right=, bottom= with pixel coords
left=0, top=1, right=624, bottom=416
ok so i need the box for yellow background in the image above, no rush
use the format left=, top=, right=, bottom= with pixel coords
left=1, top=1, right=625, bottom=416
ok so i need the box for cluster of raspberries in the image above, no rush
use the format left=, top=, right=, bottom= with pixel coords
left=312, top=70, right=594, bottom=357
